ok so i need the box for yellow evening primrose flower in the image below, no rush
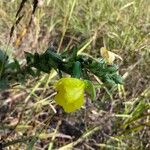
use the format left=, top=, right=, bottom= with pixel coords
left=100, top=47, right=122, bottom=65
left=54, top=78, right=85, bottom=113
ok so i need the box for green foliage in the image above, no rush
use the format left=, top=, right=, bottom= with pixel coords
left=85, top=80, right=96, bottom=100
left=72, top=61, right=81, bottom=78
left=0, top=47, right=123, bottom=90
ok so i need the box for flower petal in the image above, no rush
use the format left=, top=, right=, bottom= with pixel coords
left=63, top=95, right=84, bottom=112
left=54, top=92, right=65, bottom=106
left=54, top=77, right=85, bottom=112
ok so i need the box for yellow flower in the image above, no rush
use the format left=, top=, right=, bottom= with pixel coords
left=54, top=78, right=85, bottom=112
left=100, top=47, right=122, bottom=65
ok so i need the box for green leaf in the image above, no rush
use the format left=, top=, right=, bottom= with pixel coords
left=72, top=61, right=81, bottom=78
left=85, top=80, right=96, bottom=100
left=25, top=51, right=34, bottom=65
left=104, top=65, right=118, bottom=73
left=105, top=77, right=116, bottom=85
left=14, top=59, right=21, bottom=72
left=45, top=48, right=62, bottom=63
left=70, top=46, right=78, bottom=61
left=112, top=74, right=123, bottom=84
left=26, top=67, right=36, bottom=76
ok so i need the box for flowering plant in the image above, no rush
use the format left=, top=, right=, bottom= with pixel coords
left=0, top=46, right=123, bottom=112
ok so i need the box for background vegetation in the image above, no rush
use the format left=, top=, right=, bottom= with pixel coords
left=0, top=0, right=150, bottom=149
